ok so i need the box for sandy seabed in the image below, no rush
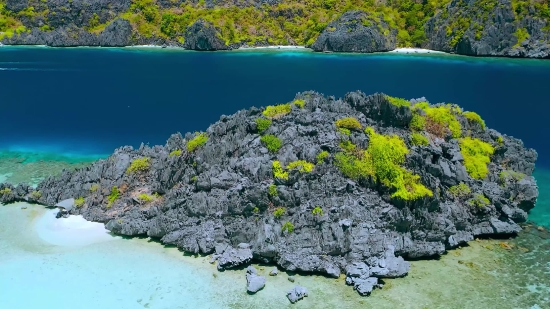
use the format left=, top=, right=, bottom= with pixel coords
left=0, top=202, right=548, bottom=309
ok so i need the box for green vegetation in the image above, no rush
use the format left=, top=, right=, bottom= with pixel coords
left=413, top=103, right=461, bottom=138
left=261, top=134, right=282, bottom=152
left=293, top=99, right=306, bottom=109
left=316, top=150, right=330, bottom=164
left=273, top=207, right=286, bottom=218
left=31, top=190, right=42, bottom=200
left=496, top=136, right=504, bottom=145
left=282, top=221, right=294, bottom=233
left=463, top=111, right=486, bottom=130
left=75, top=197, right=85, bottom=207
left=268, top=184, right=278, bottom=197
left=286, top=160, right=315, bottom=173
left=263, top=104, right=291, bottom=119
left=411, top=133, right=429, bottom=146
left=0, top=188, right=11, bottom=195
left=137, top=193, right=154, bottom=203
left=335, top=129, right=432, bottom=200
left=386, top=95, right=411, bottom=107
left=459, top=137, right=495, bottom=179
left=272, top=161, right=289, bottom=180
left=127, top=157, right=151, bottom=174
left=449, top=183, right=471, bottom=199
left=256, top=118, right=272, bottom=133
left=513, top=27, right=530, bottom=46
left=90, top=184, right=100, bottom=192
left=107, top=186, right=120, bottom=208
left=335, top=117, right=362, bottom=131
left=169, top=149, right=182, bottom=157
left=409, top=113, right=426, bottom=131
left=312, top=206, right=323, bottom=216
left=338, top=127, right=351, bottom=136
left=253, top=206, right=260, bottom=213
left=187, top=132, right=208, bottom=152
left=469, top=194, right=490, bottom=207
left=499, top=170, right=526, bottom=183
left=191, top=175, right=198, bottom=182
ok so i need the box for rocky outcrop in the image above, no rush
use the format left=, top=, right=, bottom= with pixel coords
left=286, top=286, right=308, bottom=303
left=311, top=11, right=396, bottom=53
left=424, top=0, right=550, bottom=58
left=246, top=266, right=266, bottom=293
left=183, top=19, right=229, bottom=51
left=0, top=90, right=539, bottom=296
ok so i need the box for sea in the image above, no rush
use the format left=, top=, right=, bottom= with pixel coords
left=0, top=46, right=548, bottom=309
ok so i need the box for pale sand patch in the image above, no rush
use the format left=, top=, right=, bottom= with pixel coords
left=390, top=48, right=446, bottom=54
left=33, top=206, right=117, bottom=246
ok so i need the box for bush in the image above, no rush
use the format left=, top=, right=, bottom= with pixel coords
left=137, top=193, right=154, bottom=203
left=272, top=161, right=289, bottom=180
left=499, top=170, right=526, bottom=184
left=449, top=183, right=471, bottom=199
left=411, top=133, right=429, bottom=146
left=0, top=188, right=11, bottom=195
left=107, top=186, right=120, bottom=208
left=256, top=118, right=272, bottom=133
left=169, top=149, right=182, bottom=157
left=338, top=128, right=351, bottom=136
left=463, top=111, right=486, bottom=130
left=335, top=130, right=432, bottom=200
left=293, top=99, right=305, bottom=109
left=286, top=160, right=314, bottom=173
left=127, top=157, right=151, bottom=174
left=409, top=113, right=426, bottom=131
left=312, top=206, right=323, bottom=216
left=459, top=137, right=495, bottom=179
left=187, top=133, right=208, bottom=152
left=31, top=190, right=42, bottom=200
left=316, top=151, right=330, bottom=164
left=263, top=104, right=291, bottom=119
left=268, top=184, right=278, bottom=197
left=470, top=194, right=490, bottom=207
left=335, top=117, right=362, bottom=130
left=496, top=136, right=504, bottom=145
left=273, top=207, right=286, bottom=218
left=386, top=95, right=411, bottom=107
left=90, top=184, right=100, bottom=192
left=424, top=105, right=462, bottom=138
left=339, top=140, right=356, bottom=153
left=261, top=134, right=282, bottom=152
left=282, top=221, right=294, bottom=233
left=75, top=197, right=85, bottom=207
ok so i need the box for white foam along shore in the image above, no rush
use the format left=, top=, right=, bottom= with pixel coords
left=237, top=45, right=307, bottom=50
left=389, top=48, right=446, bottom=54
left=34, top=206, right=117, bottom=246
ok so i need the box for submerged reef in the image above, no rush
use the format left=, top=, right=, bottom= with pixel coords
left=0, top=91, right=538, bottom=296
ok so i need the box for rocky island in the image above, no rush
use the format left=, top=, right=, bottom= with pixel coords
left=0, top=0, right=549, bottom=58
left=0, top=91, right=539, bottom=298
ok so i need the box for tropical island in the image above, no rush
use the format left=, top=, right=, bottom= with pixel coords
left=0, top=91, right=539, bottom=299
left=0, top=0, right=549, bottom=58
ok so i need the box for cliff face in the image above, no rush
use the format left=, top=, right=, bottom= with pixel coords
left=0, top=91, right=538, bottom=296
left=1, top=0, right=549, bottom=57
left=311, top=11, right=396, bottom=53
left=424, top=0, right=550, bottom=58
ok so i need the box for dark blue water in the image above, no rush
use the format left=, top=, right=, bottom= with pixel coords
left=1, top=47, right=550, bottom=169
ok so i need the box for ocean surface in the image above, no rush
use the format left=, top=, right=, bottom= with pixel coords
left=1, top=47, right=549, bottom=309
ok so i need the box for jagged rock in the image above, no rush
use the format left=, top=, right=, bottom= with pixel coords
left=0, top=90, right=539, bottom=297
left=311, top=11, right=396, bottom=53
left=287, top=286, right=308, bottom=303
left=183, top=19, right=229, bottom=51
left=98, top=19, right=133, bottom=47
left=246, top=266, right=266, bottom=293
left=269, top=268, right=278, bottom=276
left=288, top=276, right=295, bottom=282
left=217, top=243, right=253, bottom=270
left=55, top=198, right=75, bottom=211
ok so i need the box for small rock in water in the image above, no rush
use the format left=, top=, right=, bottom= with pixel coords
left=288, top=276, right=295, bottom=282
left=269, top=268, right=278, bottom=276
left=246, top=266, right=266, bottom=293
left=21, top=205, right=27, bottom=209
left=286, top=286, right=308, bottom=303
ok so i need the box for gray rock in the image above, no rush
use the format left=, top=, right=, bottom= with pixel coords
left=55, top=198, right=75, bottom=211
left=183, top=19, right=229, bottom=51
left=288, top=276, right=295, bottom=282
left=311, top=11, right=396, bottom=53
left=269, top=268, right=278, bottom=276
left=286, top=286, right=308, bottom=303
left=246, top=266, right=266, bottom=293
left=353, top=277, right=378, bottom=296
left=217, top=243, right=253, bottom=270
